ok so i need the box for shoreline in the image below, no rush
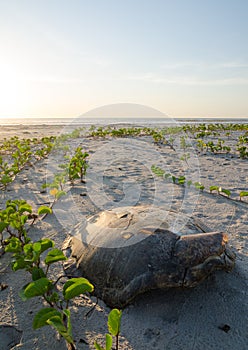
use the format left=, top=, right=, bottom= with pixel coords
left=0, top=117, right=247, bottom=127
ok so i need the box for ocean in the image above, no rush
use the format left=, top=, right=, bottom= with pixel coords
left=0, top=117, right=247, bottom=126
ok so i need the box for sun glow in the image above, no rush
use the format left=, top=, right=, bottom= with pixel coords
left=0, top=60, right=29, bottom=117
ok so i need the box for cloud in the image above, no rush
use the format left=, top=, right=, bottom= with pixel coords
left=127, top=73, right=248, bottom=86
left=160, top=61, right=248, bottom=70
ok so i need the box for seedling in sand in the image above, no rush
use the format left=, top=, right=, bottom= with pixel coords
left=209, top=186, right=231, bottom=197
left=151, top=165, right=165, bottom=177
left=69, top=147, right=89, bottom=183
left=194, top=182, right=205, bottom=191
left=239, top=191, right=248, bottom=201
left=95, top=309, right=122, bottom=350
left=180, top=152, right=190, bottom=166
left=180, top=136, right=191, bottom=151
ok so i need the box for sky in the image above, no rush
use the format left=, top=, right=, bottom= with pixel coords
left=0, top=0, right=248, bottom=119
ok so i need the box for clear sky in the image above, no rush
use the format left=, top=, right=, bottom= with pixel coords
left=0, top=0, right=248, bottom=119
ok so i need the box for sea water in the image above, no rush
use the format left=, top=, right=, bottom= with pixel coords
left=0, top=117, right=247, bottom=126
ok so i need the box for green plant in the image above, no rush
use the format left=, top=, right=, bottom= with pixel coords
left=0, top=199, right=45, bottom=247
left=180, top=152, right=190, bottom=166
left=180, top=136, right=190, bottom=151
left=210, top=186, right=231, bottom=197
left=194, top=182, right=205, bottom=191
left=0, top=140, right=32, bottom=190
left=34, top=136, right=56, bottom=160
left=151, top=166, right=187, bottom=187
left=178, top=176, right=186, bottom=186
left=206, top=139, right=231, bottom=154
left=0, top=156, right=13, bottom=189
left=42, top=172, right=67, bottom=202
left=90, top=126, right=109, bottom=138
left=151, top=165, right=165, bottom=177
left=69, top=147, right=89, bottom=183
left=94, top=309, right=122, bottom=350
left=240, top=191, right=248, bottom=201
left=151, top=130, right=165, bottom=144
left=237, top=145, right=248, bottom=158
left=0, top=199, right=94, bottom=350
left=196, top=139, right=207, bottom=152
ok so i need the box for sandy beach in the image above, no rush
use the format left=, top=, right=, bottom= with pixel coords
left=0, top=121, right=247, bottom=350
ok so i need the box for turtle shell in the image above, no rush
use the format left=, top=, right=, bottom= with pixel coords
left=72, top=205, right=209, bottom=248
left=63, top=205, right=235, bottom=308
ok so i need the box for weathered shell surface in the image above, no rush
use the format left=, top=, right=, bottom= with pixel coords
left=63, top=205, right=235, bottom=308
left=72, top=205, right=209, bottom=248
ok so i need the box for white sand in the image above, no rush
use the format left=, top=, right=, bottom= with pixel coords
left=0, top=123, right=247, bottom=349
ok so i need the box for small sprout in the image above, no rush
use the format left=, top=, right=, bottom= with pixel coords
left=210, top=186, right=231, bottom=197
left=219, top=188, right=231, bottom=197
left=94, top=334, right=112, bottom=350
left=108, top=309, right=122, bottom=337
left=151, top=165, right=165, bottom=177
left=194, top=182, right=205, bottom=191
left=240, top=191, right=248, bottom=201
left=38, top=206, right=52, bottom=215
left=209, top=185, right=220, bottom=193
left=171, top=175, right=177, bottom=184
left=95, top=309, right=122, bottom=350
left=180, top=153, right=190, bottom=166
left=178, top=176, right=186, bottom=186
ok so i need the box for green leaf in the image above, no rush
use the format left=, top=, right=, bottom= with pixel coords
left=33, top=308, right=62, bottom=329
left=12, top=257, right=31, bottom=271
left=209, top=185, right=219, bottom=193
left=21, top=215, right=28, bottom=225
left=220, top=188, right=231, bottom=197
left=5, top=206, right=16, bottom=215
left=0, top=221, right=8, bottom=233
left=105, top=333, right=113, bottom=350
left=108, top=309, right=122, bottom=336
left=240, top=191, right=248, bottom=198
left=1, top=174, right=12, bottom=185
left=39, top=238, right=54, bottom=253
left=94, top=343, right=104, bottom=350
left=178, top=176, right=185, bottom=185
left=33, top=242, right=42, bottom=253
left=56, top=190, right=67, bottom=199
left=47, top=316, right=74, bottom=344
left=22, top=277, right=52, bottom=299
left=194, top=182, right=205, bottom=191
left=44, top=248, right=67, bottom=265
left=19, top=285, right=29, bottom=301
left=5, top=237, right=22, bottom=253
left=19, top=204, right=32, bottom=214
left=38, top=206, right=52, bottom=215
left=151, top=165, right=165, bottom=177
left=23, top=243, right=33, bottom=255
left=32, top=267, right=46, bottom=281
left=63, top=277, right=94, bottom=300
